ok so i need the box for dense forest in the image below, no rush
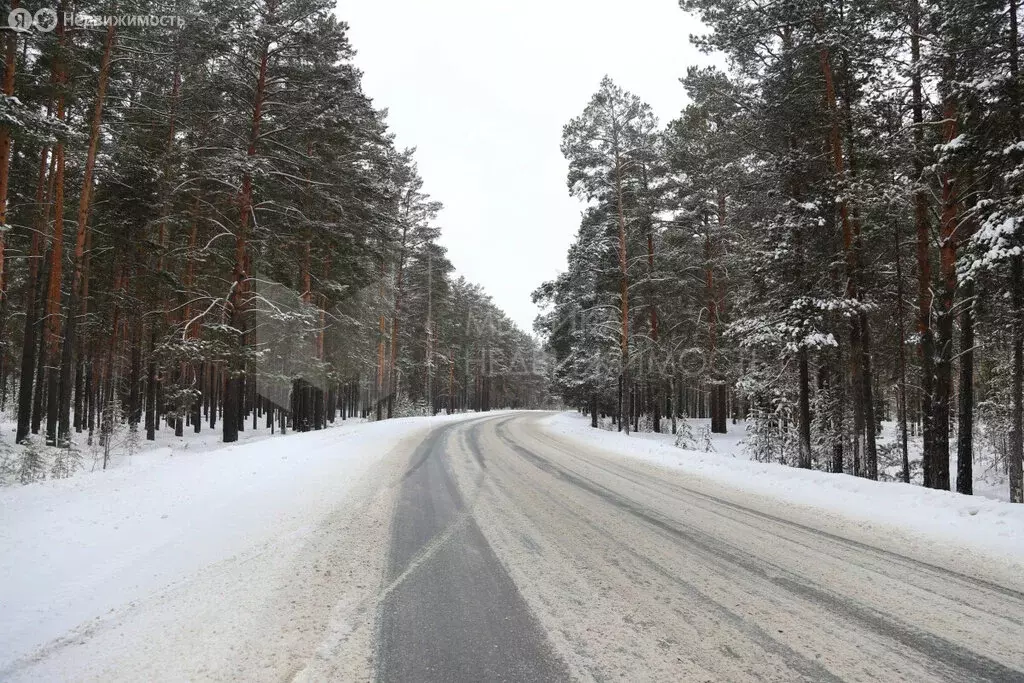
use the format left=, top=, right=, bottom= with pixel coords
left=0, top=0, right=548, bottom=474
left=535, top=0, right=1024, bottom=501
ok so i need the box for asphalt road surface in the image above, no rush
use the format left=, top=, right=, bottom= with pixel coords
left=376, top=413, right=1024, bottom=682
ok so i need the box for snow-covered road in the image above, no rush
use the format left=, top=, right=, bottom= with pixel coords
left=3, top=411, right=1024, bottom=681
left=450, top=414, right=1024, bottom=681
left=0, top=412, right=489, bottom=681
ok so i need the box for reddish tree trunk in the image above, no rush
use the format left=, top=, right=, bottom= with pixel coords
left=224, top=43, right=269, bottom=443
left=15, top=145, right=51, bottom=442
left=43, top=13, right=68, bottom=445
left=155, top=68, right=181, bottom=273
left=30, top=146, right=57, bottom=437
left=182, top=199, right=201, bottom=337
left=0, top=0, right=19, bottom=338
left=57, top=22, right=116, bottom=444
left=817, top=22, right=877, bottom=478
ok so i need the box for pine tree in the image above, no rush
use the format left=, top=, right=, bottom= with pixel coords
left=561, top=77, right=660, bottom=434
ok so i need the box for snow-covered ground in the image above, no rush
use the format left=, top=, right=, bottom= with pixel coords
left=0, top=407, right=351, bottom=486
left=4, top=409, right=1021, bottom=679
left=543, top=412, right=1024, bottom=565
left=578, top=413, right=1011, bottom=501
left=0, top=411, right=494, bottom=679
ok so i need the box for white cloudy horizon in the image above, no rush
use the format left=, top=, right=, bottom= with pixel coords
left=335, top=0, right=716, bottom=333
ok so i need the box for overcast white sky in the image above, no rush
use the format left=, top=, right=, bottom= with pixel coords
left=335, top=0, right=714, bottom=333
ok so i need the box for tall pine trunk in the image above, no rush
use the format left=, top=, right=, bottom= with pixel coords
left=613, top=144, right=630, bottom=436
left=1007, top=0, right=1023, bottom=503
left=647, top=208, right=660, bottom=433
left=956, top=280, right=974, bottom=494
left=818, top=27, right=876, bottom=477
left=448, top=349, right=455, bottom=414
left=145, top=329, right=156, bottom=440
left=911, top=0, right=937, bottom=487
left=57, top=22, right=115, bottom=445
left=43, top=21, right=68, bottom=446
left=225, top=42, right=269, bottom=443
left=707, top=200, right=727, bottom=435
left=389, top=227, right=408, bottom=420
left=797, top=348, right=812, bottom=469
left=894, top=219, right=911, bottom=483
left=1012, top=255, right=1023, bottom=502
left=15, top=146, right=52, bottom=442
left=932, top=85, right=958, bottom=492
left=0, top=0, right=19, bottom=388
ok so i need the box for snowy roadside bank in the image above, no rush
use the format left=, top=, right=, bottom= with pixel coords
left=541, top=412, right=1024, bottom=570
left=0, top=411, right=497, bottom=675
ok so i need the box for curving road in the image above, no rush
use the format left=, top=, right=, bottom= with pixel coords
left=377, top=413, right=1024, bottom=682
